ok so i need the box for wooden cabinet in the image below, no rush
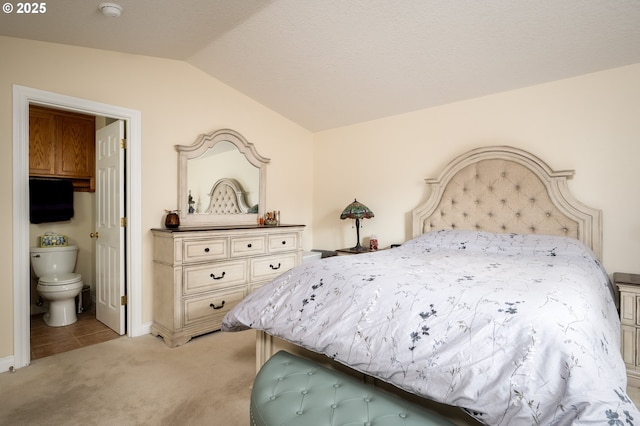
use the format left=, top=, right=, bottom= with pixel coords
left=151, top=225, right=304, bottom=347
left=616, top=272, right=640, bottom=387
left=29, top=105, right=96, bottom=192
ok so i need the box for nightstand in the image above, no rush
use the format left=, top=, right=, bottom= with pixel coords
left=615, top=272, right=640, bottom=387
left=335, top=247, right=375, bottom=255
left=335, top=245, right=399, bottom=255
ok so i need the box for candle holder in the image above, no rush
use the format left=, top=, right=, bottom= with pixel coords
left=164, top=210, right=180, bottom=228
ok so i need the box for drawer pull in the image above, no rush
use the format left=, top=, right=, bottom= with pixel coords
left=270, top=263, right=281, bottom=270
left=210, top=272, right=226, bottom=280
left=204, top=247, right=210, bottom=253
left=247, top=243, right=252, bottom=248
left=209, top=301, right=226, bottom=310
left=281, top=241, right=287, bottom=245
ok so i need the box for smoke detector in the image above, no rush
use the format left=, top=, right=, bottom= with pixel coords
left=98, top=2, right=123, bottom=18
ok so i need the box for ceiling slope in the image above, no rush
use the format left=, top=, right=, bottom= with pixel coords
left=2, top=0, right=640, bottom=131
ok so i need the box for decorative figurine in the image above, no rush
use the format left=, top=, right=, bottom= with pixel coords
left=188, top=190, right=195, bottom=214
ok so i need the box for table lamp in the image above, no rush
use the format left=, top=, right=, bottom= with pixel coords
left=340, top=199, right=374, bottom=252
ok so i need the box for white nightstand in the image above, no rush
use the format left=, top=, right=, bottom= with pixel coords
left=616, top=272, right=640, bottom=387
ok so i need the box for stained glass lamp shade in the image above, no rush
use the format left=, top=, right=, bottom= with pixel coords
left=340, top=199, right=374, bottom=252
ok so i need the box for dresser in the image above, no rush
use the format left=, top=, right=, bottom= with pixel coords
left=151, top=224, right=304, bottom=347
left=616, top=272, right=640, bottom=387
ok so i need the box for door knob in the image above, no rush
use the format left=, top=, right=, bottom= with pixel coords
left=90, top=232, right=100, bottom=238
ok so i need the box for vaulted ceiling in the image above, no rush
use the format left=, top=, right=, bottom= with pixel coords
left=2, top=0, right=639, bottom=131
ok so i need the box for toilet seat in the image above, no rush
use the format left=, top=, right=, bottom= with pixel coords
left=38, top=273, right=83, bottom=291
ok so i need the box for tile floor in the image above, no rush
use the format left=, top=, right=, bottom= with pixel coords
left=30, top=304, right=120, bottom=360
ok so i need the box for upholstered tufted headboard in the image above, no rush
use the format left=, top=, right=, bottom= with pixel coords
left=412, top=146, right=603, bottom=259
left=205, top=178, right=251, bottom=214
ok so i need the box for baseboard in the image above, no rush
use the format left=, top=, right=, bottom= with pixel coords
left=628, top=372, right=640, bottom=389
left=138, top=321, right=152, bottom=336
left=0, top=354, right=17, bottom=373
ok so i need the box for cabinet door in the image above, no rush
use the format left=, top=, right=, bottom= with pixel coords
left=56, top=113, right=95, bottom=179
left=29, top=105, right=96, bottom=191
left=620, top=291, right=637, bottom=325
left=29, top=107, right=56, bottom=175
left=621, top=325, right=637, bottom=367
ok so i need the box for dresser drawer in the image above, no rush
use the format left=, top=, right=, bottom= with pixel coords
left=231, top=235, right=266, bottom=257
left=183, top=287, right=246, bottom=327
left=251, top=253, right=298, bottom=282
left=268, top=232, right=299, bottom=253
left=183, top=237, right=228, bottom=263
left=183, top=260, right=248, bottom=295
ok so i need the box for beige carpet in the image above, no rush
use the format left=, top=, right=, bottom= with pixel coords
left=4, top=329, right=640, bottom=426
left=0, top=329, right=255, bottom=426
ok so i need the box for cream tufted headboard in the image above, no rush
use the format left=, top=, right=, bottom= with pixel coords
left=205, top=178, right=252, bottom=214
left=412, top=146, right=603, bottom=259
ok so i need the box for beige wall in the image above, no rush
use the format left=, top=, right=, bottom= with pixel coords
left=3, top=34, right=639, bottom=363
left=313, top=64, right=640, bottom=279
left=0, top=36, right=314, bottom=359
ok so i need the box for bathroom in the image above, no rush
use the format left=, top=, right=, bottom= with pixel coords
left=29, top=107, right=120, bottom=359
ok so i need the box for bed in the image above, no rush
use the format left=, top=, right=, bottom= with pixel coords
left=222, top=146, right=638, bottom=425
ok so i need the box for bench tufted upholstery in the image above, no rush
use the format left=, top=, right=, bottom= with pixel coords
left=251, top=350, right=455, bottom=426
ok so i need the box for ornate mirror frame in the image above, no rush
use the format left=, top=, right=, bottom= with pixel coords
left=176, top=128, right=270, bottom=226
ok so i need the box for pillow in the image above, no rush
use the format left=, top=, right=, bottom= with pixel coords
left=404, top=229, right=595, bottom=259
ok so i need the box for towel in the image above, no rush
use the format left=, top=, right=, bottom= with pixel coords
left=29, top=178, right=75, bottom=224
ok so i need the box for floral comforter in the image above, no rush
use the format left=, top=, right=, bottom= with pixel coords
left=222, top=230, right=639, bottom=425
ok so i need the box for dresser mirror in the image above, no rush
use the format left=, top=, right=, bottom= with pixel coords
left=176, top=129, right=270, bottom=226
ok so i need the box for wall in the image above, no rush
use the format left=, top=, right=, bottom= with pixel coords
left=313, top=64, right=640, bottom=278
left=2, top=34, right=638, bottom=362
left=0, top=36, right=314, bottom=359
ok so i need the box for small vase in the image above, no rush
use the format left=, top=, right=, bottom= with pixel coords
left=165, top=211, right=180, bottom=229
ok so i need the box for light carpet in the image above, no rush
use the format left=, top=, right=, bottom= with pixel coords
left=0, top=329, right=255, bottom=425
left=3, top=329, right=640, bottom=426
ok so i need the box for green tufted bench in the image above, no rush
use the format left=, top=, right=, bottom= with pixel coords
left=251, top=350, right=456, bottom=426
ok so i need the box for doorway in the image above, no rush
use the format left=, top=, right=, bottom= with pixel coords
left=12, top=85, right=144, bottom=370
left=28, top=110, right=123, bottom=358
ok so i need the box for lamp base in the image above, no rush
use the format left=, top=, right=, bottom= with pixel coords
left=350, top=243, right=369, bottom=252
left=344, top=218, right=370, bottom=253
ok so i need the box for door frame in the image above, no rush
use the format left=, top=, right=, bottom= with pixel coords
left=12, top=85, right=144, bottom=369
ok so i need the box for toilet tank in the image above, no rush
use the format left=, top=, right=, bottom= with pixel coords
left=30, top=245, right=78, bottom=278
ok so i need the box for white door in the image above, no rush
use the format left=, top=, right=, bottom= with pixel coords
left=95, top=120, right=126, bottom=334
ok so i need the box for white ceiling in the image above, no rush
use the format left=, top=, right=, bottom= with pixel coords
left=2, top=0, right=640, bottom=132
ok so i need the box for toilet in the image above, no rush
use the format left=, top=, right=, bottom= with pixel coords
left=30, top=245, right=84, bottom=327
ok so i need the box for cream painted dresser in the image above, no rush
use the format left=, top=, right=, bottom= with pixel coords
left=151, top=224, right=304, bottom=347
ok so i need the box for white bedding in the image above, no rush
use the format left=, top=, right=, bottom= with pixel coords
left=223, top=230, right=639, bottom=425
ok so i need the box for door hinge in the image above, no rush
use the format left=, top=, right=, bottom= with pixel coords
left=120, top=138, right=127, bottom=149
left=121, top=217, right=127, bottom=227
left=121, top=295, right=127, bottom=306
